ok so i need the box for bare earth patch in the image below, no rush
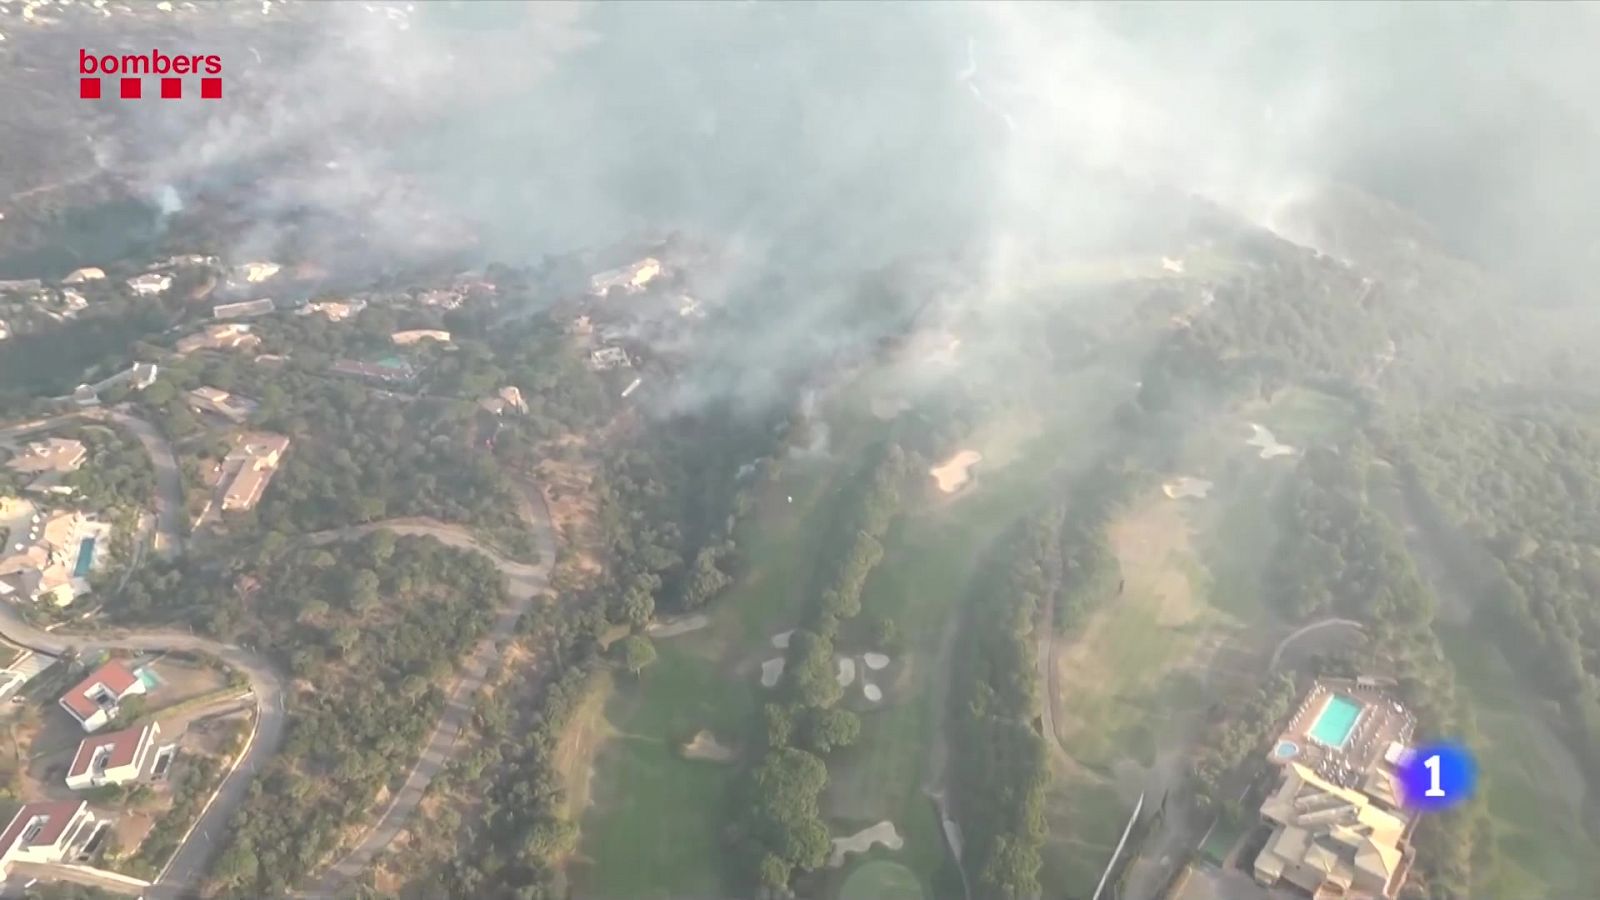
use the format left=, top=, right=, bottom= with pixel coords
left=929, top=450, right=983, bottom=494
left=648, top=614, right=709, bottom=639
left=681, top=729, right=736, bottom=763
left=828, top=820, right=904, bottom=867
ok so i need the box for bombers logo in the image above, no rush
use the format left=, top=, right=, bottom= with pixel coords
left=79, top=49, right=223, bottom=99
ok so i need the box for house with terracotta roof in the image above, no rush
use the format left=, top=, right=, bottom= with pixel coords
left=0, top=799, right=96, bottom=877
left=65, top=721, right=161, bottom=790
left=59, top=661, right=146, bottom=733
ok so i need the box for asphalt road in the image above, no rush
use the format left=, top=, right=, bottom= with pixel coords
left=300, top=485, right=556, bottom=897
left=0, top=603, right=287, bottom=899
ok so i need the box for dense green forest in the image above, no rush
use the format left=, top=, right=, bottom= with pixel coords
left=1389, top=400, right=1600, bottom=787
left=1263, top=445, right=1487, bottom=899
left=117, top=533, right=505, bottom=896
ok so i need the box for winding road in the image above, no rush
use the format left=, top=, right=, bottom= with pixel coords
left=0, top=603, right=287, bottom=899
left=301, top=493, right=555, bottom=897
left=4, top=408, right=559, bottom=897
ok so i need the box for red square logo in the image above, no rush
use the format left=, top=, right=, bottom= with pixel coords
left=200, top=77, right=222, bottom=99
left=80, top=77, right=101, bottom=99
left=120, top=77, right=141, bottom=99
left=161, top=77, right=182, bottom=99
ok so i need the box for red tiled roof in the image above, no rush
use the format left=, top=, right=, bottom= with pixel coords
left=60, top=661, right=140, bottom=721
left=0, top=799, right=86, bottom=856
left=67, top=722, right=156, bottom=779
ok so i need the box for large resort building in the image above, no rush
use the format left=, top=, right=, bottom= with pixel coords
left=1253, top=678, right=1419, bottom=900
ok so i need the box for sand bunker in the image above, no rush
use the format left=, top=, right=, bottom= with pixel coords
left=863, top=682, right=883, bottom=703
left=648, top=614, right=709, bottom=639
left=682, top=730, right=736, bottom=763
left=1160, top=256, right=1186, bottom=274
left=829, top=821, right=905, bottom=867
left=761, top=657, right=786, bottom=688
left=771, top=629, right=794, bottom=649
left=1162, top=476, right=1214, bottom=500
left=836, top=657, right=857, bottom=687
left=863, top=653, right=890, bottom=671
left=1247, top=423, right=1298, bottom=459
left=930, top=450, right=983, bottom=494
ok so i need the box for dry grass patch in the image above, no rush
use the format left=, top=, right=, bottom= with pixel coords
left=552, top=672, right=614, bottom=819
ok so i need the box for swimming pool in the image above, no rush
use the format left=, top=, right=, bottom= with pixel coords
left=1310, top=694, right=1363, bottom=748
left=1274, top=740, right=1300, bottom=760
left=73, top=537, right=96, bottom=577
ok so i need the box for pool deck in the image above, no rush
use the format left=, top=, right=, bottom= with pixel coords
left=1268, top=677, right=1417, bottom=794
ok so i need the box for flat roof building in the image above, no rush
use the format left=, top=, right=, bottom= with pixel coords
left=65, top=721, right=161, bottom=790
left=213, top=298, right=277, bottom=320
left=0, top=800, right=95, bottom=877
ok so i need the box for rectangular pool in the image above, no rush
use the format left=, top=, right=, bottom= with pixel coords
left=1310, top=694, right=1363, bottom=748
left=74, top=537, right=96, bottom=577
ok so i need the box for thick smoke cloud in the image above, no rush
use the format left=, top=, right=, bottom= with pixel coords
left=99, top=1, right=1600, bottom=402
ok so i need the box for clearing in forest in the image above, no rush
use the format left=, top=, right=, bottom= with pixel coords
left=1042, top=494, right=1233, bottom=895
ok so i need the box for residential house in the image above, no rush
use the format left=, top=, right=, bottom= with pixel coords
left=391, top=329, right=451, bottom=346
left=62, top=267, right=106, bottom=285
left=417, top=288, right=465, bottom=309
left=589, top=257, right=663, bottom=296
left=331, top=358, right=417, bottom=383
left=1253, top=762, right=1412, bottom=899
left=0, top=509, right=94, bottom=607
left=212, top=298, right=276, bottom=320
left=65, top=721, right=161, bottom=790
left=5, top=438, right=86, bottom=476
left=219, top=433, right=292, bottom=512
left=176, top=323, right=260, bottom=354
left=0, top=800, right=96, bottom=877
left=59, top=661, right=146, bottom=733
left=233, top=261, right=281, bottom=284
left=187, top=386, right=258, bottom=424
left=300, top=298, right=366, bottom=321
left=589, top=347, right=631, bottom=371
left=480, top=385, right=527, bottom=416
left=126, top=273, right=172, bottom=296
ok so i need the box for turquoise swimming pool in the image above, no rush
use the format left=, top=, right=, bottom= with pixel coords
left=74, top=537, right=96, bottom=577
left=1310, top=694, right=1363, bottom=748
